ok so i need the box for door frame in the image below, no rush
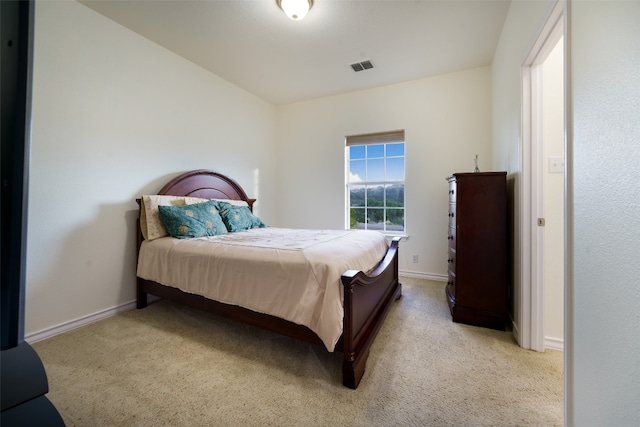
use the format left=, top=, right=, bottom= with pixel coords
left=519, top=0, right=565, bottom=352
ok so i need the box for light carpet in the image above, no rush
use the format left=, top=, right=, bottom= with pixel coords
left=33, top=277, right=563, bottom=426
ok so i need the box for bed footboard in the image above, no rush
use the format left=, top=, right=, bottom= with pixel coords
left=341, top=236, right=402, bottom=389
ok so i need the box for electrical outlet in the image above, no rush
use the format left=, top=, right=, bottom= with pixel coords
left=412, top=254, right=419, bottom=263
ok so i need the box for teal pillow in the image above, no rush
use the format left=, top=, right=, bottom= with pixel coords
left=158, top=200, right=227, bottom=238
left=216, top=201, right=266, bottom=232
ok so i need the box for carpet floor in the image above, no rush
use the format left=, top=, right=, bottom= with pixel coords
left=33, top=277, right=563, bottom=426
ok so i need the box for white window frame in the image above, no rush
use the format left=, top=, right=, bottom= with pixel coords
left=345, top=130, right=405, bottom=235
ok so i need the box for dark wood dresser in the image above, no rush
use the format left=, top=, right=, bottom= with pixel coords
left=445, top=172, right=507, bottom=330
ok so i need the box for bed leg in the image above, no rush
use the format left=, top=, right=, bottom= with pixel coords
left=342, top=349, right=369, bottom=389
left=137, top=279, right=148, bottom=309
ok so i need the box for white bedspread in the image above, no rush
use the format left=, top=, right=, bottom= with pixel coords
left=136, top=228, right=389, bottom=351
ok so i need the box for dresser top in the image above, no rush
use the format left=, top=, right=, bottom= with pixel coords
left=446, top=171, right=507, bottom=181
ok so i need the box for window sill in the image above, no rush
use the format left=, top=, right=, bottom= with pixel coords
left=383, top=233, right=408, bottom=242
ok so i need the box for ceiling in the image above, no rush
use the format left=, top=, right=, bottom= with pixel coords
left=80, top=0, right=511, bottom=106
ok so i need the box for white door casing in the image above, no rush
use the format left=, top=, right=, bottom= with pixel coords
left=519, top=0, right=564, bottom=352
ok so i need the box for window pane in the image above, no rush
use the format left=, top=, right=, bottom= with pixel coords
left=349, top=160, right=365, bottom=183
left=367, top=144, right=384, bottom=158
left=366, top=185, right=384, bottom=207
left=367, top=208, right=385, bottom=229
left=386, top=184, right=404, bottom=208
left=386, top=157, right=404, bottom=181
left=367, top=158, right=384, bottom=181
left=349, top=186, right=366, bottom=207
left=387, top=143, right=404, bottom=157
left=386, top=208, right=405, bottom=230
left=350, top=145, right=366, bottom=160
left=350, top=207, right=365, bottom=229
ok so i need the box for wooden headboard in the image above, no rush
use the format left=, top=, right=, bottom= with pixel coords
left=136, top=169, right=257, bottom=248
left=158, top=169, right=256, bottom=210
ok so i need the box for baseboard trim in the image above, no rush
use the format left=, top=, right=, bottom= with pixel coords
left=545, top=336, right=564, bottom=352
left=26, top=300, right=137, bottom=344
left=399, top=270, right=447, bottom=282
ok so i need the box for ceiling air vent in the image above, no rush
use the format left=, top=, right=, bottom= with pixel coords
left=350, top=59, right=374, bottom=72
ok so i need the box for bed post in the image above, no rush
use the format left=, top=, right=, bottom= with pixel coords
left=342, top=284, right=359, bottom=389
left=137, top=279, right=148, bottom=309
left=136, top=199, right=148, bottom=309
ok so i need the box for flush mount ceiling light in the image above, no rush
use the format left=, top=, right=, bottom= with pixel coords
left=277, top=0, right=313, bottom=21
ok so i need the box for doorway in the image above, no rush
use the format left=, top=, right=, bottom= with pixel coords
left=520, top=1, right=565, bottom=352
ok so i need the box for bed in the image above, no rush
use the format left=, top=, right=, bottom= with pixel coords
left=135, top=169, right=402, bottom=389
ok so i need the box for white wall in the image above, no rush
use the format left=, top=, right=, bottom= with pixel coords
left=569, top=1, right=640, bottom=424
left=26, top=1, right=277, bottom=337
left=276, top=67, right=493, bottom=277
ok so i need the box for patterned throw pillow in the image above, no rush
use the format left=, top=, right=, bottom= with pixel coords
left=158, top=200, right=227, bottom=238
left=216, top=201, right=266, bottom=232
left=141, top=195, right=209, bottom=241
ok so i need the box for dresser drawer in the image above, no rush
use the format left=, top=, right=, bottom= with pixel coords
left=446, top=272, right=456, bottom=300
left=447, top=247, right=456, bottom=275
left=448, top=181, right=457, bottom=203
left=447, top=225, right=456, bottom=249
left=448, top=203, right=456, bottom=227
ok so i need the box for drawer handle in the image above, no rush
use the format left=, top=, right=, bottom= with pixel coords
left=447, top=235, right=453, bottom=240
left=449, top=190, right=454, bottom=195
left=447, top=258, right=453, bottom=263
left=448, top=212, right=454, bottom=218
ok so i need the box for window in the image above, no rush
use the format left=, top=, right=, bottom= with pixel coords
left=346, top=130, right=405, bottom=233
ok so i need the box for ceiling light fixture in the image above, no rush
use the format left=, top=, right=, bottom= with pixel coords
left=277, top=0, right=313, bottom=21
